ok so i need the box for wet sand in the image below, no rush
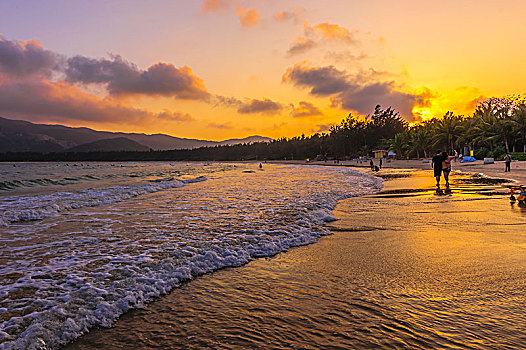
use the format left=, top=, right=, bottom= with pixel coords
left=271, top=158, right=526, bottom=185
left=65, top=168, right=526, bottom=349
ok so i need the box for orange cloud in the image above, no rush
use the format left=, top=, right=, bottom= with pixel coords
left=308, top=22, right=353, bottom=42
left=287, top=22, right=356, bottom=55
left=200, top=0, right=230, bottom=13
left=236, top=7, right=260, bottom=27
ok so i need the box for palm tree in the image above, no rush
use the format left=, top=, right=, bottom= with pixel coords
left=470, top=97, right=518, bottom=153
left=467, top=109, right=499, bottom=151
left=512, top=104, right=526, bottom=152
left=409, top=125, right=431, bottom=158
left=431, top=112, right=463, bottom=152
left=390, top=132, right=410, bottom=159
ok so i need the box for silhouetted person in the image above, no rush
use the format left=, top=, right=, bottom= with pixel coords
left=370, top=159, right=374, bottom=170
left=432, top=150, right=443, bottom=189
left=505, top=153, right=511, bottom=172
left=379, top=158, right=383, bottom=168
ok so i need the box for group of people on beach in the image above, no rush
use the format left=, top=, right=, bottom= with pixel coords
left=432, top=150, right=458, bottom=192
left=369, top=158, right=382, bottom=172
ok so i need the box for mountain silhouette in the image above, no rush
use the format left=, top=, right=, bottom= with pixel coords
left=0, top=116, right=271, bottom=152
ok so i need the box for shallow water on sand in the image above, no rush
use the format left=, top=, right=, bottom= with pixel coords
left=66, top=169, right=526, bottom=349
left=0, top=162, right=382, bottom=349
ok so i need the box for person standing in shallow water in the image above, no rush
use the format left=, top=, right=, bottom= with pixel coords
left=432, top=150, right=443, bottom=190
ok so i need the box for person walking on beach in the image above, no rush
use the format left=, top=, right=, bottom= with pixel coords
left=379, top=158, right=383, bottom=169
left=370, top=159, right=374, bottom=170
left=504, top=153, right=512, bottom=172
left=432, top=150, right=443, bottom=190
left=442, top=150, right=458, bottom=189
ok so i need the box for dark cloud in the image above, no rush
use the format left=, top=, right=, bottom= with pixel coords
left=287, top=38, right=316, bottom=56
left=237, top=98, right=283, bottom=114
left=0, top=36, right=58, bottom=77
left=156, top=109, right=193, bottom=121
left=323, top=50, right=368, bottom=65
left=213, top=95, right=284, bottom=116
left=283, top=62, right=428, bottom=120
left=65, top=56, right=209, bottom=100
left=291, top=101, right=323, bottom=118
left=335, top=82, right=423, bottom=120
left=207, top=122, right=233, bottom=129
left=0, top=79, right=192, bottom=124
left=282, top=63, right=352, bottom=95
left=212, top=95, right=243, bottom=107
left=0, top=36, right=209, bottom=100
left=273, top=8, right=305, bottom=23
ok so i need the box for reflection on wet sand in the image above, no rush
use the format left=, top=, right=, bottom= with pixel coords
left=66, top=169, right=526, bottom=349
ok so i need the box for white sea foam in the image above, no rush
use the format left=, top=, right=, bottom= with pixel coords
left=0, top=163, right=382, bottom=349
left=0, top=176, right=206, bottom=225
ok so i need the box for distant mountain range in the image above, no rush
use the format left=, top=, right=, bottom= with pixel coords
left=0, top=117, right=272, bottom=152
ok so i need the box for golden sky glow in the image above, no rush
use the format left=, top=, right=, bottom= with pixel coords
left=0, top=0, right=525, bottom=140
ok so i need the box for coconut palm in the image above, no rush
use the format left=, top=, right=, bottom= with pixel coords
left=390, top=132, right=410, bottom=159
left=472, top=97, right=517, bottom=153
left=431, top=112, right=464, bottom=152
left=408, top=125, right=431, bottom=158
left=512, top=104, right=526, bottom=152
left=467, top=110, right=499, bottom=151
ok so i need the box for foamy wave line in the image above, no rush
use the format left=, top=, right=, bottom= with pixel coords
left=0, top=168, right=382, bottom=349
left=0, top=176, right=207, bottom=225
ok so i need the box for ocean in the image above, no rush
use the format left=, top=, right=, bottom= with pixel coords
left=0, top=162, right=382, bottom=349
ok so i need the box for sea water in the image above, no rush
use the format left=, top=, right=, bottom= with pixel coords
left=0, top=162, right=382, bottom=349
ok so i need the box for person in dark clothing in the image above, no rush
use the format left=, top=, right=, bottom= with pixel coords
left=504, top=153, right=512, bottom=172
left=370, top=159, right=374, bottom=170
left=379, top=158, right=383, bottom=168
left=432, top=150, right=443, bottom=189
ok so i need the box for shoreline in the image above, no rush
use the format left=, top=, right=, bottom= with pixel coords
left=65, top=166, right=526, bottom=349
left=267, top=158, right=526, bottom=185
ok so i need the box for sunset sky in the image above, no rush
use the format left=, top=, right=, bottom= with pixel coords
left=0, top=0, right=525, bottom=140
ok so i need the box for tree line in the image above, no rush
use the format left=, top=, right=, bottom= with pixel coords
left=1, top=97, right=525, bottom=162
left=391, top=96, right=526, bottom=160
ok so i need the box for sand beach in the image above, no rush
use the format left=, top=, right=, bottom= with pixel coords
left=64, top=163, right=526, bottom=349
